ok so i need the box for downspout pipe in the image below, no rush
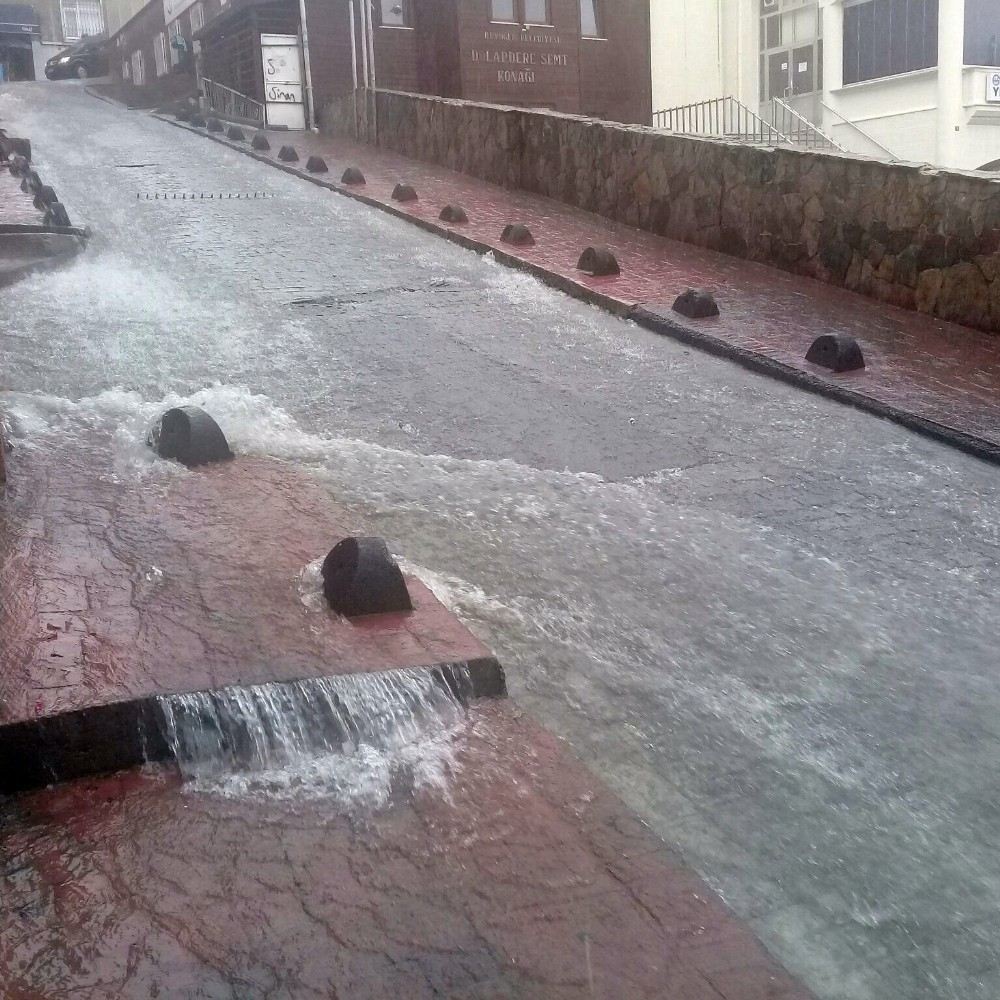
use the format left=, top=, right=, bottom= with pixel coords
left=298, top=0, right=317, bottom=129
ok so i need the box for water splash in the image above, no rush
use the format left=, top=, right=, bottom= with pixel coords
left=154, top=666, right=472, bottom=807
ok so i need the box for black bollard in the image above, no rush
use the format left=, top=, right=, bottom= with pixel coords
left=577, top=246, right=621, bottom=276
left=500, top=223, right=535, bottom=247
left=439, top=204, right=469, bottom=224
left=321, top=537, right=413, bottom=618
left=392, top=183, right=418, bottom=202
left=672, top=288, right=720, bottom=319
left=148, top=406, right=234, bottom=467
left=806, top=334, right=866, bottom=373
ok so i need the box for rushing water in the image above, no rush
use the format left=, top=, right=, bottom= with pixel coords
left=152, top=667, right=471, bottom=806
left=3, top=84, right=1000, bottom=999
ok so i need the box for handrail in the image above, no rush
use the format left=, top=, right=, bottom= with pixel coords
left=201, top=77, right=265, bottom=126
left=769, top=97, right=844, bottom=151
left=819, top=100, right=898, bottom=160
left=653, top=96, right=790, bottom=145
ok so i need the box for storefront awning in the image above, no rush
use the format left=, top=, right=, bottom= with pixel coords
left=0, top=4, right=40, bottom=35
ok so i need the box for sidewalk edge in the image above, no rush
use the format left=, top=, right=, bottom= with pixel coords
left=152, top=114, right=1000, bottom=468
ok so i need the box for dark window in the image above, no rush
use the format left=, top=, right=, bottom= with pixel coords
left=490, top=0, right=516, bottom=21
left=843, top=0, right=938, bottom=84
left=765, top=14, right=781, bottom=48
left=491, top=0, right=550, bottom=26
left=580, top=0, right=601, bottom=37
left=966, top=0, right=1000, bottom=66
left=379, top=0, right=409, bottom=27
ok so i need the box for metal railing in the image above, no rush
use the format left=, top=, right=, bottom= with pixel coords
left=653, top=95, right=843, bottom=152
left=201, top=78, right=265, bottom=126
left=654, top=96, right=790, bottom=145
left=820, top=100, right=897, bottom=160
left=767, top=97, right=843, bottom=151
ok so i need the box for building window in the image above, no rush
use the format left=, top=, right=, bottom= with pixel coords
left=490, top=0, right=515, bottom=21
left=60, top=0, right=104, bottom=41
left=131, top=48, right=144, bottom=86
left=490, top=0, right=550, bottom=26
left=121, top=57, right=129, bottom=79
left=966, top=0, right=1000, bottom=67
left=580, top=0, right=601, bottom=37
left=759, top=0, right=821, bottom=101
left=168, top=19, right=183, bottom=65
left=154, top=31, right=168, bottom=76
left=522, top=0, right=549, bottom=24
left=189, top=1, right=204, bottom=34
left=379, top=0, right=409, bottom=27
left=843, top=0, right=938, bottom=85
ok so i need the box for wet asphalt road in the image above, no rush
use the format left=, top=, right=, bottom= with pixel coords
left=3, top=82, right=1000, bottom=1000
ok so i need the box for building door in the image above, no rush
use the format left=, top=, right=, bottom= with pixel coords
left=768, top=50, right=790, bottom=100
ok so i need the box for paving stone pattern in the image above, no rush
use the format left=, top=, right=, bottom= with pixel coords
left=188, top=117, right=1000, bottom=454
left=324, top=91, right=1000, bottom=337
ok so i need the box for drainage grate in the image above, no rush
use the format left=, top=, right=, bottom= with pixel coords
left=136, top=192, right=274, bottom=200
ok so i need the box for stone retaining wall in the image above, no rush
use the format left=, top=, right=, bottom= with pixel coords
left=322, top=89, right=1000, bottom=335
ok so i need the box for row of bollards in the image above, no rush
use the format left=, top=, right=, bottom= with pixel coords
left=147, top=405, right=412, bottom=618
left=163, top=106, right=866, bottom=375
left=6, top=146, right=73, bottom=228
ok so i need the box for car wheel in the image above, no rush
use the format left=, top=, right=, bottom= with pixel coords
left=75, top=63, right=89, bottom=79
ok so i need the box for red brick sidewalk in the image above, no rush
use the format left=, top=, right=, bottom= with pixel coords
left=1, top=701, right=812, bottom=1000
left=168, top=116, right=1000, bottom=462
left=0, top=413, right=814, bottom=999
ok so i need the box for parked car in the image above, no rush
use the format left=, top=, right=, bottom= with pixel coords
left=45, top=36, right=109, bottom=80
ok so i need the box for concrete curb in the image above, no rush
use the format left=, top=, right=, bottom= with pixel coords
left=154, top=114, right=1000, bottom=469
left=0, top=234, right=87, bottom=289
left=0, top=656, right=506, bottom=794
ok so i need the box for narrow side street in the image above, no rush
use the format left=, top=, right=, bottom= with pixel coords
left=3, top=83, right=1000, bottom=999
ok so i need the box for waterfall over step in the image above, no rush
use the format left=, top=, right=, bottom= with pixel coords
left=151, top=665, right=476, bottom=804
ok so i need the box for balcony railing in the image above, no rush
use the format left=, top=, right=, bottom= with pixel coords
left=202, top=78, right=265, bottom=126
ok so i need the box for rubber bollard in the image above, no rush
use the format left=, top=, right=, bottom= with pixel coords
left=251, top=133, right=271, bottom=151
left=501, top=223, right=535, bottom=247
left=190, top=114, right=207, bottom=128
left=206, top=117, right=224, bottom=132
left=33, top=185, right=58, bottom=210
left=227, top=125, right=246, bottom=141
left=148, top=406, right=234, bottom=467
left=806, top=334, right=866, bottom=373
left=44, top=202, right=71, bottom=228
left=672, top=288, right=720, bottom=319
left=20, top=169, right=41, bottom=193
left=278, top=145, right=298, bottom=162
left=392, top=183, right=418, bottom=202
left=8, top=154, right=29, bottom=177
left=341, top=167, right=365, bottom=185
left=577, top=246, right=621, bottom=276
left=321, top=537, right=413, bottom=618
left=439, top=204, right=469, bottom=224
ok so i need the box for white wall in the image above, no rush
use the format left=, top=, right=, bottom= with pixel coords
left=649, top=0, right=758, bottom=113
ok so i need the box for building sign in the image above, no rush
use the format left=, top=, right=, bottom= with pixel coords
left=163, top=0, right=197, bottom=26
left=261, top=33, right=305, bottom=130
left=988, top=71, right=1000, bottom=104
left=466, top=29, right=571, bottom=90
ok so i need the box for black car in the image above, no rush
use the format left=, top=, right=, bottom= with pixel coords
left=45, top=35, right=108, bottom=80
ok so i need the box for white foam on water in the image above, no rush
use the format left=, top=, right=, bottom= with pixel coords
left=155, top=667, right=470, bottom=810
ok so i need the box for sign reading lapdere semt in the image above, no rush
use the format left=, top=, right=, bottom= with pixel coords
left=989, top=71, right=1000, bottom=104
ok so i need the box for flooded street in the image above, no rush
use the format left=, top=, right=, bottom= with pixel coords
left=3, top=83, right=1000, bottom=999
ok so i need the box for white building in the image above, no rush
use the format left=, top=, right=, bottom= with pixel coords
left=650, top=0, right=1000, bottom=171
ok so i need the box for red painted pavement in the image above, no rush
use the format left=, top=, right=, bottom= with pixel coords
left=209, top=123, right=1000, bottom=453
left=0, top=700, right=813, bottom=999
left=0, top=434, right=489, bottom=726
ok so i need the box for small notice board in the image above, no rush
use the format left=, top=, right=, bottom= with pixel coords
left=261, top=33, right=306, bottom=130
